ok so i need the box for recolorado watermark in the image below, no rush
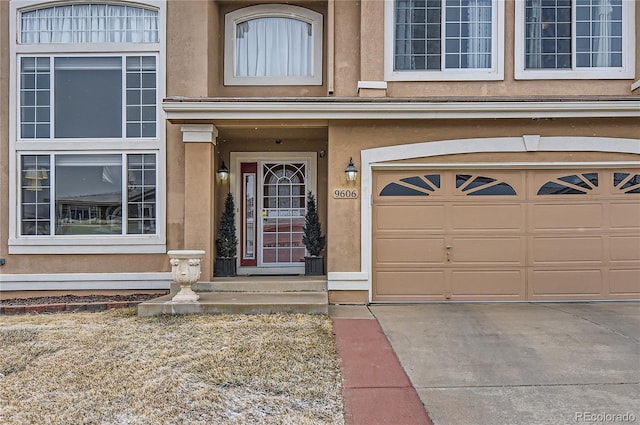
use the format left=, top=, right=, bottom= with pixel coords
left=575, top=412, right=636, bottom=423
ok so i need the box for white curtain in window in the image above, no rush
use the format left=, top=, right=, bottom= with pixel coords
left=235, top=17, right=312, bottom=77
left=466, top=0, right=492, bottom=68
left=21, top=4, right=158, bottom=44
left=526, top=0, right=543, bottom=69
left=593, top=0, right=613, bottom=67
left=394, top=0, right=413, bottom=70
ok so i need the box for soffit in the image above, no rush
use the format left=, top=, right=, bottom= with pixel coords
left=163, top=96, right=640, bottom=122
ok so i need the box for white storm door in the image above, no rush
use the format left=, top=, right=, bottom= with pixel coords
left=259, top=161, right=308, bottom=267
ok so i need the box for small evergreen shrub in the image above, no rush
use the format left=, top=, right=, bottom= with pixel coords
left=216, top=192, right=238, bottom=258
left=302, top=191, right=325, bottom=257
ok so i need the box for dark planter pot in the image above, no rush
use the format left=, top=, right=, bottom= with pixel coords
left=215, top=257, right=237, bottom=277
left=304, top=256, right=324, bottom=276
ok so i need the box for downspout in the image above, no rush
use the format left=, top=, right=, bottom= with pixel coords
left=327, top=0, right=335, bottom=95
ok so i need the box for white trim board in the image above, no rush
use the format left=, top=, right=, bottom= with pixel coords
left=0, top=272, right=172, bottom=292
left=327, top=272, right=369, bottom=291
left=359, top=136, right=640, bottom=302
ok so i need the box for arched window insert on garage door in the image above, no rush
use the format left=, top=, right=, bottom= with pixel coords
left=379, top=174, right=517, bottom=196
left=537, top=172, right=640, bottom=195
left=455, top=174, right=517, bottom=195
left=537, top=173, right=599, bottom=195
left=614, top=173, right=640, bottom=194
left=379, top=174, right=441, bottom=196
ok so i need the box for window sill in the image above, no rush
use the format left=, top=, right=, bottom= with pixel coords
left=223, top=75, right=323, bottom=86
left=385, top=69, right=504, bottom=82
left=515, top=69, right=635, bottom=80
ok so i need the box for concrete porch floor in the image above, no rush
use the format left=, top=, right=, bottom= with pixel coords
left=137, top=275, right=328, bottom=316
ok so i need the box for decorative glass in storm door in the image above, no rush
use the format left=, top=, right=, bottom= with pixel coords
left=261, top=163, right=307, bottom=265
left=241, top=163, right=257, bottom=266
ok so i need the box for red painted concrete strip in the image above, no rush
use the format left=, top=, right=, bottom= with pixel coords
left=333, top=318, right=411, bottom=389
left=333, top=318, right=433, bottom=425
left=344, top=387, right=432, bottom=425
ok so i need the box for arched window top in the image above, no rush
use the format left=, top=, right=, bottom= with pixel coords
left=229, top=4, right=320, bottom=26
left=20, top=3, right=159, bottom=44
left=224, top=4, right=323, bottom=86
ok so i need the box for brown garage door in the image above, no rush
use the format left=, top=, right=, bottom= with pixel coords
left=372, top=169, right=640, bottom=302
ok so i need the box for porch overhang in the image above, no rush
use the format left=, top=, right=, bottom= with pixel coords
left=163, top=96, right=640, bottom=122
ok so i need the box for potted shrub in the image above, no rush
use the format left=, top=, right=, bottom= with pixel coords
left=302, top=191, right=325, bottom=276
left=215, top=192, right=238, bottom=277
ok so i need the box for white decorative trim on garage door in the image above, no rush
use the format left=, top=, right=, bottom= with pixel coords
left=348, top=135, right=640, bottom=301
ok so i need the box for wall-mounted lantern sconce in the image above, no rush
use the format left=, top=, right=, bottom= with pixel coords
left=217, top=161, right=229, bottom=182
left=345, top=157, right=358, bottom=182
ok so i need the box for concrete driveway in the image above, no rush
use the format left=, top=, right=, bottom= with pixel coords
left=370, top=303, right=640, bottom=425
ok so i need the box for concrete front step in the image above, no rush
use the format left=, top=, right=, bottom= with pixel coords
left=193, top=276, right=327, bottom=293
left=137, top=291, right=328, bottom=316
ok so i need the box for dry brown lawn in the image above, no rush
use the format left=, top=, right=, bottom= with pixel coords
left=0, top=309, right=344, bottom=424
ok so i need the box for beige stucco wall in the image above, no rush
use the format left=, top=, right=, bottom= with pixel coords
left=167, top=0, right=211, bottom=97
left=360, top=0, right=384, bottom=82
left=165, top=0, right=218, bottom=267
left=326, top=117, right=640, bottom=273
left=333, top=0, right=360, bottom=96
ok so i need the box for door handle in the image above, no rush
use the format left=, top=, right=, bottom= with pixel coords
left=446, top=245, right=453, bottom=262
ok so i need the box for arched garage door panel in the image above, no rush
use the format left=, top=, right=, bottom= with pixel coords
left=372, top=169, right=640, bottom=302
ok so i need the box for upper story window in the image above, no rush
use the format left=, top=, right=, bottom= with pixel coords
left=10, top=1, right=166, bottom=254
left=385, top=0, right=504, bottom=81
left=224, top=4, right=323, bottom=86
left=515, top=0, right=635, bottom=79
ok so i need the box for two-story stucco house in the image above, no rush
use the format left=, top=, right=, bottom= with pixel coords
left=1, top=0, right=639, bottom=303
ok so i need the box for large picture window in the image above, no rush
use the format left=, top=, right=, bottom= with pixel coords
left=385, top=0, right=504, bottom=81
left=10, top=1, right=165, bottom=254
left=515, top=0, right=635, bottom=79
left=20, top=55, right=157, bottom=139
left=224, top=4, right=323, bottom=86
left=20, top=154, right=156, bottom=237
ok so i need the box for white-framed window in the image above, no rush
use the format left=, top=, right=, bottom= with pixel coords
left=20, top=153, right=157, bottom=236
left=224, top=4, right=323, bottom=86
left=9, top=0, right=166, bottom=254
left=384, top=0, right=504, bottom=81
left=19, top=55, right=157, bottom=139
left=515, top=0, right=635, bottom=79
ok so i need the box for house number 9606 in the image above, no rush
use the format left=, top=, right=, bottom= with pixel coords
left=333, top=188, right=358, bottom=199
